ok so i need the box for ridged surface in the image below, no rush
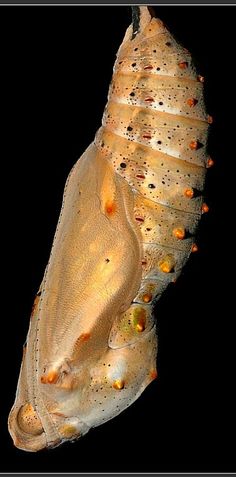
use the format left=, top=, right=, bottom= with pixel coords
left=95, top=11, right=209, bottom=307
left=8, top=7, right=209, bottom=452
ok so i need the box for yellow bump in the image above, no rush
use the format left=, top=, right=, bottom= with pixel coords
left=133, top=307, right=146, bottom=332
left=113, top=379, right=125, bottom=390
left=207, top=157, right=214, bottom=168
left=59, top=424, right=78, bottom=438
left=202, top=203, right=209, bottom=214
left=159, top=256, right=174, bottom=273
left=191, top=243, right=199, bottom=253
left=41, top=370, right=58, bottom=384
left=173, top=227, right=185, bottom=240
left=142, top=293, right=152, bottom=303
left=160, top=262, right=171, bottom=273
left=184, top=188, right=194, bottom=199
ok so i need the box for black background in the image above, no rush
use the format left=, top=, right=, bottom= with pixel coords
left=1, top=5, right=235, bottom=473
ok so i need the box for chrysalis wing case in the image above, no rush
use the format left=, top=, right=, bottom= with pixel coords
left=8, top=7, right=212, bottom=451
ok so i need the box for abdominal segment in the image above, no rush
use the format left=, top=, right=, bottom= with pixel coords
left=8, top=6, right=209, bottom=451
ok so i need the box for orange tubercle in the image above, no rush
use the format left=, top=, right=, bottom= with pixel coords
left=191, top=243, right=199, bottom=253
left=113, top=379, right=125, bottom=390
left=197, top=75, right=205, bottom=83
left=150, top=369, right=158, bottom=380
left=187, top=98, right=198, bottom=107
left=136, top=322, right=145, bottom=332
left=207, top=157, right=214, bottom=168
left=41, top=370, right=58, bottom=385
left=79, top=333, right=91, bottom=342
left=207, top=115, right=213, bottom=124
left=173, top=227, right=185, bottom=240
left=134, top=308, right=146, bottom=333
left=184, top=188, right=194, bottom=199
left=105, top=201, right=116, bottom=215
left=189, top=140, right=200, bottom=150
left=202, top=203, right=209, bottom=213
left=142, top=293, right=152, bottom=303
left=159, top=258, right=174, bottom=273
left=135, top=315, right=146, bottom=332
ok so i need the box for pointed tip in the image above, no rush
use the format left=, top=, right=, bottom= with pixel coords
left=131, top=6, right=154, bottom=38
